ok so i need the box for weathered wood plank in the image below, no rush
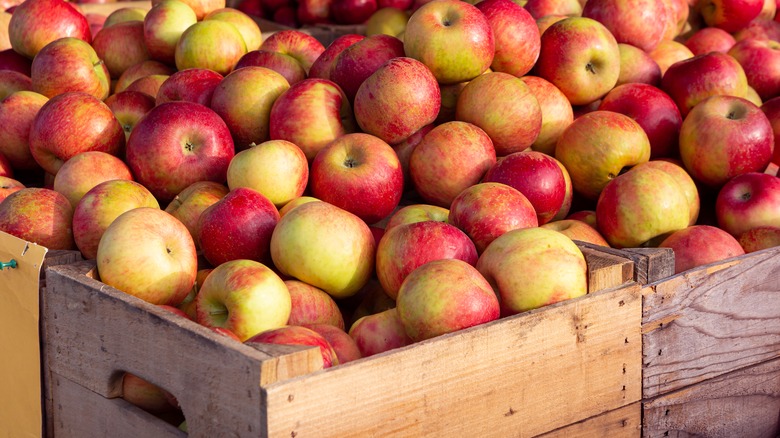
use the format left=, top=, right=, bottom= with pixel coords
left=263, top=282, right=642, bottom=438
left=643, top=357, right=780, bottom=438
left=642, top=246, right=780, bottom=397
left=578, top=243, right=634, bottom=293
left=574, top=241, right=674, bottom=285
left=536, top=403, right=641, bottom=438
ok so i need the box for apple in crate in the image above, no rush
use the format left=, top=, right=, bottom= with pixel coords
left=0, top=90, right=48, bottom=171
left=310, top=132, right=403, bottom=225
left=331, top=0, right=378, bottom=24
left=581, top=0, right=669, bottom=52
left=271, top=201, right=376, bottom=299
left=659, top=225, right=745, bottom=274
left=739, top=226, right=780, bottom=252
left=0, top=176, right=24, bottom=203
left=448, top=182, right=538, bottom=253
left=0, top=70, right=31, bottom=99
left=476, top=0, right=539, bottom=78
left=286, top=280, right=345, bottom=329
left=684, top=27, right=736, bottom=56
left=0, top=187, right=74, bottom=250
left=97, top=207, right=196, bottom=306
left=260, top=30, right=326, bottom=74
left=164, top=181, right=228, bottom=250
left=156, top=68, right=223, bottom=107
left=104, top=7, right=149, bottom=27
left=728, top=37, right=780, bottom=102
left=699, top=0, right=763, bottom=33
left=397, top=259, right=500, bottom=342
left=104, top=91, right=156, bottom=142
left=330, top=33, right=405, bottom=103
left=126, top=101, right=235, bottom=204
left=349, top=308, right=413, bottom=357
left=227, top=140, right=308, bottom=208
left=278, top=196, right=321, bottom=218
left=308, top=34, right=365, bottom=80
left=246, top=325, right=338, bottom=368
left=648, top=40, right=694, bottom=77
left=0, top=49, right=32, bottom=76
left=175, top=20, right=247, bottom=76
left=522, top=75, right=573, bottom=157
left=115, top=60, right=175, bottom=94
left=121, top=372, right=179, bottom=415
left=234, top=50, right=307, bottom=86
left=30, top=37, right=110, bottom=101
left=716, top=172, right=780, bottom=238
left=303, top=323, right=362, bottom=364
left=52, top=151, right=134, bottom=209
left=8, top=0, right=91, bottom=60
left=364, top=7, right=409, bottom=38
left=615, top=43, right=662, bottom=87
left=91, top=21, right=150, bottom=80
left=143, top=0, right=198, bottom=66
left=196, top=259, right=291, bottom=342
left=541, top=219, right=610, bottom=247
left=203, top=7, right=263, bottom=52
left=638, top=160, right=700, bottom=226
left=477, top=227, right=587, bottom=316
left=384, top=203, right=449, bottom=231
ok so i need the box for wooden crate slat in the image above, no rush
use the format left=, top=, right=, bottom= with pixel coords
left=573, top=241, right=674, bottom=285
left=536, top=402, right=641, bottom=438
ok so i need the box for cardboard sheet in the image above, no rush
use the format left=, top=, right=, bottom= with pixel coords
left=0, top=232, right=48, bottom=437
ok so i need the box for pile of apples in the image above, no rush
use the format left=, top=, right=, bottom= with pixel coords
left=1, top=0, right=780, bottom=422
left=233, top=0, right=414, bottom=28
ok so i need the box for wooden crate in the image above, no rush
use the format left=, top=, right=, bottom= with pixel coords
left=43, top=245, right=641, bottom=437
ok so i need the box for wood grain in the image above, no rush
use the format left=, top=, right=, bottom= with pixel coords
left=642, top=246, right=780, bottom=397
left=643, top=357, right=780, bottom=438
left=537, top=403, right=641, bottom=438
left=574, top=241, right=674, bottom=285
left=578, top=243, right=633, bottom=293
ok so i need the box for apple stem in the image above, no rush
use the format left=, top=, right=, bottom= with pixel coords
left=585, top=62, right=597, bottom=75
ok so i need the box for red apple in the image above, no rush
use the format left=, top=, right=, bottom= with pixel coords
left=762, top=96, right=780, bottom=165
left=699, top=0, right=763, bottom=33
left=0, top=48, right=32, bottom=76
left=296, top=0, right=334, bottom=25
left=91, top=20, right=150, bottom=79
left=115, top=59, right=176, bottom=94
left=659, top=225, right=745, bottom=274
left=616, top=43, right=662, bottom=87
left=302, top=323, right=361, bottom=364
left=728, top=37, right=780, bottom=101
left=156, top=67, right=223, bottom=107
left=164, top=180, right=228, bottom=249
left=683, top=27, right=736, bottom=56
left=476, top=0, right=540, bottom=78
left=522, top=76, right=573, bottom=157
left=286, top=280, right=345, bottom=329
left=308, top=33, right=364, bottom=80
left=30, top=37, right=110, bottom=100
left=331, top=0, right=377, bottom=24
left=0, top=175, right=24, bottom=203
left=260, top=29, right=326, bottom=74
left=384, top=203, right=449, bottom=231
left=738, top=225, right=780, bottom=252
left=540, top=219, right=610, bottom=247
left=125, top=74, right=169, bottom=99
left=524, top=0, right=581, bottom=19
left=234, top=50, right=307, bottom=86
left=143, top=0, right=198, bottom=66
left=8, top=0, right=91, bottom=60
left=648, top=39, right=694, bottom=77
left=103, top=90, right=156, bottom=142
left=0, top=187, right=74, bottom=249
left=348, top=308, right=413, bottom=357
left=246, top=325, right=338, bottom=368
left=103, top=7, right=148, bottom=28
left=393, top=123, right=433, bottom=188
left=582, top=0, right=669, bottom=52
left=0, top=69, right=31, bottom=100
left=121, top=373, right=178, bottom=415
left=0, top=90, right=47, bottom=171
left=174, top=20, right=247, bottom=76
left=716, top=172, right=780, bottom=237
left=330, top=33, right=405, bottom=103
left=52, top=150, right=134, bottom=208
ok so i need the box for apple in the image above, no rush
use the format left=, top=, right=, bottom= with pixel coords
left=8, top=0, right=91, bottom=60
left=156, top=68, right=223, bottom=106
left=143, top=0, right=198, bottom=66
left=522, top=76, right=573, bottom=157
left=716, top=172, right=780, bottom=237
left=598, top=83, right=683, bottom=159
left=409, top=121, right=496, bottom=207
left=699, top=0, right=763, bottom=33
left=234, top=50, right=307, bottom=86
left=384, top=203, right=449, bottom=231
left=0, top=90, right=47, bottom=171
left=104, top=7, right=148, bottom=27
left=302, top=323, right=361, bottom=364
left=555, top=110, right=651, bottom=200
left=125, top=101, right=235, bottom=203
left=260, top=29, right=326, bottom=74
left=115, top=59, right=176, bottom=94
left=354, top=57, right=440, bottom=145
left=197, top=187, right=279, bottom=266
left=616, top=43, right=662, bottom=87
left=29, top=91, right=125, bottom=176
left=30, top=37, right=110, bottom=100
left=738, top=225, right=780, bottom=252
left=379, top=0, right=412, bottom=8
left=203, top=8, right=263, bottom=51
left=393, top=123, right=433, bottom=188
left=310, top=133, right=403, bottom=225
left=637, top=160, right=700, bottom=226
left=0, top=152, right=10, bottom=177
left=331, top=0, right=377, bottom=24
left=121, top=373, right=178, bottom=415
left=596, top=165, right=691, bottom=248
left=535, top=14, right=568, bottom=35
left=156, top=0, right=226, bottom=20
left=728, top=37, right=780, bottom=101
left=582, top=0, right=669, bottom=52
left=196, top=259, right=291, bottom=342
left=0, top=48, right=32, bottom=76
left=274, top=6, right=298, bottom=27
left=0, top=70, right=31, bottom=100
left=523, top=0, right=582, bottom=19
left=661, top=51, right=749, bottom=117
left=448, top=182, right=538, bottom=253
left=278, top=196, right=320, bottom=218
left=375, top=220, right=478, bottom=299
left=286, top=280, right=345, bottom=329
left=734, top=17, right=780, bottom=42
left=482, top=151, right=567, bottom=225
left=125, top=74, right=169, bottom=99
left=348, top=308, right=413, bottom=357
left=227, top=139, right=308, bottom=208
left=235, top=0, right=266, bottom=19
left=73, top=180, right=160, bottom=260
left=762, top=96, right=780, bottom=165
left=91, top=21, right=150, bottom=80
left=52, top=151, right=134, bottom=208
left=269, top=78, right=356, bottom=161
left=296, top=0, right=334, bottom=25
left=164, top=180, right=228, bottom=248
left=403, top=0, right=493, bottom=85
left=0, top=176, right=24, bottom=202
left=271, top=201, right=375, bottom=299
left=535, top=17, right=620, bottom=106
left=104, top=90, right=157, bottom=142
left=659, top=225, right=745, bottom=274
left=0, top=187, right=74, bottom=250
left=476, top=0, right=539, bottom=78
left=0, top=11, right=10, bottom=51
left=648, top=39, right=694, bottom=77
left=397, top=258, right=499, bottom=342
left=541, top=219, right=610, bottom=247
left=97, top=207, right=197, bottom=305
left=330, top=33, right=405, bottom=103
left=477, top=226, right=587, bottom=316
left=174, top=20, right=247, bottom=76
left=245, top=325, right=337, bottom=368
left=455, top=71, right=542, bottom=157
left=683, top=27, right=736, bottom=56
left=679, top=95, right=773, bottom=187
left=364, top=7, right=408, bottom=38
left=307, top=33, right=364, bottom=80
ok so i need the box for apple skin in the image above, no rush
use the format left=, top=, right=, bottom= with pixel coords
left=638, top=160, right=701, bottom=226
left=91, top=21, right=150, bottom=80
left=661, top=51, right=749, bottom=117
left=234, top=50, right=307, bottom=86
left=30, top=37, right=111, bottom=101
left=278, top=196, right=321, bottom=218
left=581, top=0, right=669, bottom=52
left=523, top=0, right=581, bottom=20
left=164, top=181, right=228, bottom=249
left=308, top=33, right=364, bottom=80
left=522, top=76, right=573, bottom=157
left=397, top=258, right=500, bottom=342
left=354, top=57, right=441, bottom=145
left=448, top=182, right=538, bottom=253
left=403, top=0, right=494, bottom=85
left=476, top=0, right=540, bottom=78
left=97, top=207, right=197, bottom=306
left=143, top=0, right=198, bottom=66
left=8, top=0, right=91, bottom=60
left=364, top=7, right=409, bottom=38
left=762, top=96, right=780, bottom=165
left=541, top=219, right=610, bottom=247
left=0, top=90, right=48, bottom=171
left=659, top=225, right=745, bottom=274
left=175, top=20, right=247, bottom=76
left=203, top=7, right=263, bottom=52
left=154, top=0, right=226, bottom=21
left=648, top=40, right=694, bottom=77
left=348, top=308, right=413, bottom=357
left=246, top=325, right=337, bottom=368
left=103, top=90, right=156, bottom=142
left=227, top=139, right=308, bottom=208
left=269, top=78, right=356, bottom=161
left=598, top=83, right=683, bottom=160
left=684, top=27, right=736, bottom=56
left=210, top=67, right=289, bottom=151
left=456, top=71, right=542, bottom=157
left=738, top=225, right=780, bottom=252
left=616, top=43, right=662, bottom=87
left=332, top=0, right=378, bottom=24
left=393, top=123, right=434, bottom=188
left=0, top=70, right=31, bottom=100
left=329, top=33, right=405, bottom=103
left=115, top=60, right=176, bottom=94
left=699, top=0, right=763, bottom=33
left=29, top=91, right=125, bottom=176
left=716, top=172, right=780, bottom=238
left=0, top=48, right=32, bottom=76
left=555, top=110, right=651, bottom=200
left=104, top=7, right=148, bottom=27
left=728, top=38, right=780, bottom=101
left=296, top=0, right=334, bottom=25
left=0, top=187, right=75, bottom=250
left=270, top=201, right=376, bottom=299
left=734, top=17, right=780, bottom=42
left=482, top=151, right=567, bottom=225
left=477, top=226, right=587, bottom=316
left=286, top=280, right=345, bottom=330
left=52, top=151, right=134, bottom=208
left=679, top=95, right=774, bottom=187
left=197, top=187, right=280, bottom=266
left=156, top=68, right=226, bottom=107
left=384, top=203, right=449, bottom=231
left=0, top=176, right=24, bottom=203
left=121, top=373, right=178, bottom=415
left=375, top=220, right=479, bottom=299
left=535, top=17, right=620, bottom=106
left=409, top=121, right=497, bottom=208
left=302, top=323, right=361, bottom=364
left=73, top=180, right=160, bottom=260
left=596, top=165, right=691, bottom=248
left=196, top=259, right=291, bottom=342
left=310, top=133, right=403, bottom=225
left=260, top=29, right=326, bottom=74
left=125, top=101, right=235, bottom=204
